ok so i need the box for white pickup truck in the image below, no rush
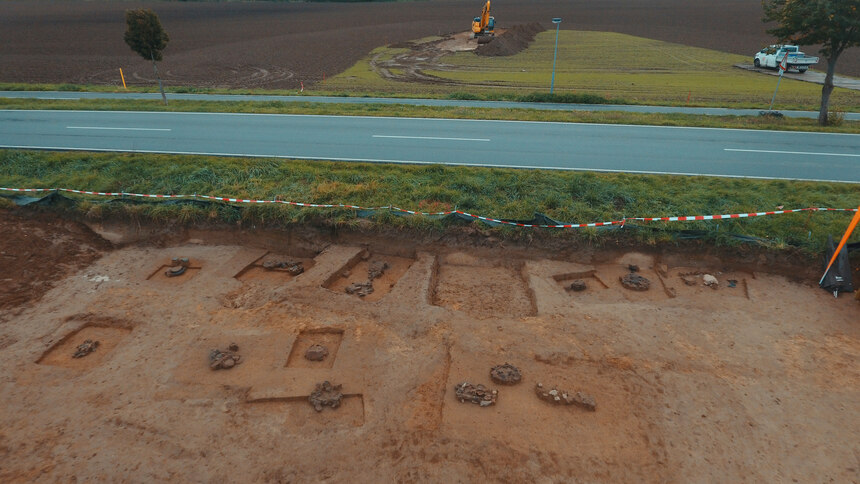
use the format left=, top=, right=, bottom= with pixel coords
left=754, top=45, right=819, bottom=73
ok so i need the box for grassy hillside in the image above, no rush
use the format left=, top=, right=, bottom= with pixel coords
left=328, top=30, right=860, bottom=111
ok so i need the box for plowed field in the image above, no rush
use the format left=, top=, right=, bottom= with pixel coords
left=2, top=0, right=856, bottom=90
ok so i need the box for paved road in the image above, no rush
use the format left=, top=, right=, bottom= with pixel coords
left=735, top=64, right=860, bottom=91
left=1, top=109, right=858, bottom=183
left=3, top=91, right=859, bottom=121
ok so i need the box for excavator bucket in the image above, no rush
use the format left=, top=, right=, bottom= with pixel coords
left=477, top=36, right=493, bottom=44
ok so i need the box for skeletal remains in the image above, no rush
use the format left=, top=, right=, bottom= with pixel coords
left=165, top=257, right=190, bottom=277
left=490, top=363, right=522, bottom=385
left=345, top=260, right=390, bottom=297
left=209, top=343, right=242, bottom=370
left=262, top=258, right=304, bottom=276
left=309, top=381, right=343, bottom=412
left=535, top=382, right=596, bottom=411
left=305, top=344, right=329, bottom=361
left=73, top=339, right=99, bottom=358
left=454, top=382, right=498, bottom=407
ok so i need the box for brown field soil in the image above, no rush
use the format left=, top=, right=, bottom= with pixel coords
left=1, top=210, right=858, bottom=482
left=1, top=0, right=857, bottom=91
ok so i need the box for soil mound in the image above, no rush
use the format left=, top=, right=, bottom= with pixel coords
left=476, top=23, right=544, bottom=57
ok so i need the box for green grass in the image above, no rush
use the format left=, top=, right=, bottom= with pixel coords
left=2, top=150, right=857, bottom=254
left=329, top=30, right=860, bottom=111
left=2, top=97, right=858, bottom=133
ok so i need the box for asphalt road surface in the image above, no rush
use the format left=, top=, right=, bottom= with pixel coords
left=1, top=109, right=858, bottom=183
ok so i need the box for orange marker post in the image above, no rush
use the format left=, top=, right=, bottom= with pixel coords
left=120, top=68, right=127, bottom=89
left=819, top=205, right=860, bottom=286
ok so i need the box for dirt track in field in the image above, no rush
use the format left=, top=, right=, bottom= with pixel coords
left=1, top=0, right=857, bottom=90
left=1, top=209, right=858, bottom=482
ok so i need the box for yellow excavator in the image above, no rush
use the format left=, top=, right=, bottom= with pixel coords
left=471, top=0, right=495, bottom=44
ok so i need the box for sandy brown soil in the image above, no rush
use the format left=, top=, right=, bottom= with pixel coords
left=0, top=211, right=858, bottom=482
left=1, top=0, right=857, bottom=90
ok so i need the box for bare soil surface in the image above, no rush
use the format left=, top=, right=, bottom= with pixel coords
left=1, top=211, right=858, bottom=482
left=373, top=24, right=543, bottom=86
left=0, top=210, right=112, bottom=315
left=1, top=0, right=857, bottom=90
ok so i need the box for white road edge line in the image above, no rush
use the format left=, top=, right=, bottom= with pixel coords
left=66, top=126, right=172, bottom=132
left=2, top=144, right=857, bottom=184
left=725, top=148, right=860, bottom=158
left=373, top=135, right=489, bottom=142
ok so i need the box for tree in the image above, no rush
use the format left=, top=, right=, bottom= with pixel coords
left=124, top=9, right=170, bottom=105
left=762, top=0, right=860, bottom=125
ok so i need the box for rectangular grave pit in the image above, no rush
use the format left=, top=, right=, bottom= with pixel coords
left=286, top=329, right=345, bottom=369
left=37, top=325, right=132, bottom=370
left=324, top=251, right=415, bottom=302
left=235, top=252, right=316, bottom=284
left=433, top=263, right=536, bottom=319
left=553, top=270, right=610, bottom=294
left=245, top=394, right=365, bottom=429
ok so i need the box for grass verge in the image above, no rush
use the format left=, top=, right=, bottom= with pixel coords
left=1, top=150, right=857, bottom=254
left=2, top=98, right=858, bottom=133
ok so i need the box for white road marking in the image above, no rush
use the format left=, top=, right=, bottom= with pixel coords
left=1, top=144, right=857, bottom=184
left=725, top=148, right=860, bottom=158
left=373, top=135, right=489, bottom=142
left=66, top=126, right=171, bottom=132
left=4, top=109, right=858, bottom=136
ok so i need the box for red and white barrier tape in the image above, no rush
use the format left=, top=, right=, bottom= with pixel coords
left=1, top=186, right=856, bottom=229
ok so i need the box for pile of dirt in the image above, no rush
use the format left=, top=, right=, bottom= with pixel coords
left=475, top=23, right=544, bottom=57
left=0, top=210, right=111, bottom=314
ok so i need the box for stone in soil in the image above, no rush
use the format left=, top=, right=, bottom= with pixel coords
left=535, top=382, right=596, bottom=411
left=490, top=363, right=522, bottom=385
left=628, top=264, right=640, bottom=272
left=703, top=274, right=719, bottom=288
left=621, top=273, right=650, bottom=291
left=305, top=344, right=329, bottom=361
left=567, top=279, right=587, bottom=292
left=209, top=344, right=242, bottom=370
left=454, top=382, right=497, bottom=407
left=309, top=381, right=343, bottom=412
left=72, top=339, right=99, bottom=358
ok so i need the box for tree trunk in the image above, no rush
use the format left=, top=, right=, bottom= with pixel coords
left=818, top=54, right=838, bottom=126
left=150, top=51, right=168, bottom=106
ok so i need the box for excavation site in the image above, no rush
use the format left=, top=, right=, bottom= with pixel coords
left=1, top=211, right=857, bottom=482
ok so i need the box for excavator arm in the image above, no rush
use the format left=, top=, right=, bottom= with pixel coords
left=472, top=0, right=490, bottom=34
left=472, top=1, right=493, bottom=35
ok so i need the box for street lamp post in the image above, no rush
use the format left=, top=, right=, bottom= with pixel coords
left=550, top=18, right=562, bottom=94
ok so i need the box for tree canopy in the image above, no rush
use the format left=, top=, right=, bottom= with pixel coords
left=763, top=0, right=860, bottom=125
left=763, top=0, right=859, bottom=58
left=124, top=9, right=170, bottom=62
